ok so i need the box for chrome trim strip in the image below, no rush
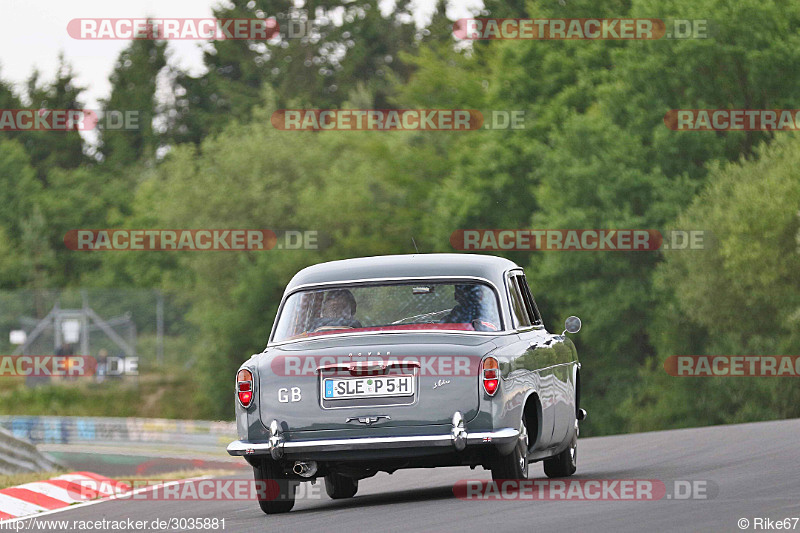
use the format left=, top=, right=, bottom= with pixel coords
left=452, top=411, right=467, bottom=451
left=227, top=427, right=520, bottom=456
left=465, top=428, right=520, bottom=444
left=288, top=275, right=499, bottom=294
left=285, top=434, right=453, bottom=452
left=504, top=269, right=547, bottom=332
left=268, top=419, right=283, bottom=460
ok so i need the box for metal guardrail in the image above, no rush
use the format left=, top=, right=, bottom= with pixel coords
left=0, top=425, right=63, bottom=475
left=0, top=416, right=236, bottom=453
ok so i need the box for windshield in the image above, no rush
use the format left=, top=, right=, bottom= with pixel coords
left=271, top=281, right=502, bottom=342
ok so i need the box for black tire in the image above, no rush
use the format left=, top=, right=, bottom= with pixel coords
left=543, top=419, right=578, bottom=478
left=324, top=473, right=358, bottom=499
left=253, top=459, right=297, bottom=514
left=491, top=418, right=529, bottom=480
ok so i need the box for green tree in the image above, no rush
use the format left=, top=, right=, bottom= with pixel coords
left=132, top=88, right=446, bottom=416
left=0, top=67, right=23, bottom=146
left=21, top=57, right=87, bottom=181
left=169, top=0, right=419, bottom=144
left=99, top=37, right=167, bottom=167
left=626, top=134, right=800, bottom=431
left=414, top=0, right=800, bottom=435
left=0, top=139, right=41, bottom=235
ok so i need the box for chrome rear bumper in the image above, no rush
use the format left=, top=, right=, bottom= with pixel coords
left=227, top=412, right=519, bottom=460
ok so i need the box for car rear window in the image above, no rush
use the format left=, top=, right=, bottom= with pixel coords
left=272, top=281, right=502, bottom=342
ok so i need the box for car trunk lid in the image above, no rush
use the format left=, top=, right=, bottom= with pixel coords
left=258, top=332, right=496, bottom=432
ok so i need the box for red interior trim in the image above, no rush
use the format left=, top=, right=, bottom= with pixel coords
left=306, top=323, right=475, bottom=337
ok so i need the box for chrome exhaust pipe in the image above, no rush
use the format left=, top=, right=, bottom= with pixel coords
left=293, top=461, right=318, bottom=477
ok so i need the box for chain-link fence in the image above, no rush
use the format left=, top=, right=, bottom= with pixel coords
left=0, top=289, right=197, bottom=375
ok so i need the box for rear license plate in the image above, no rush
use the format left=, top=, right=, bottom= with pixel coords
left=322, top=375, right=415, bottom=400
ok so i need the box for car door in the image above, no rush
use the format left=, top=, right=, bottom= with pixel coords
left=516, top=274, right=576, bottom=446
left=505, top=271, right=556, bottom=450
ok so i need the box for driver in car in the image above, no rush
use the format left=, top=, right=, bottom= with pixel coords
left=443, top=284, right=498, bottom=331
left=312, top=289, right=363, bottom=331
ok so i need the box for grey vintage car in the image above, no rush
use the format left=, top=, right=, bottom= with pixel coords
left=228, top=253, right=585, bottom=514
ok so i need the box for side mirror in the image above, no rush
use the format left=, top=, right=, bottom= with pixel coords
left=563, top=316, right=581, bottom=335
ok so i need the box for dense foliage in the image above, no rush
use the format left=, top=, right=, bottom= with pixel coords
left=1, top=0, right=798, bottom=432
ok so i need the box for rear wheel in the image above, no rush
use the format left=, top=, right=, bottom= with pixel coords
left=253, top=459, right=297, bottom=514
left=324, top=473, right=358, bottom=499
left=543, top=419, right=578, bottom=478
left=491, top=418, right=529, bottom=480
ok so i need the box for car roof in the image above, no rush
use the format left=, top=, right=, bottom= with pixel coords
left=285, top=253, right=520, bottom=292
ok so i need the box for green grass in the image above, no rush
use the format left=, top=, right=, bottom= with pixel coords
left=0, top=469, right=237, bottom=491
left=0, top=370, right=207, bottom=419
left=116, top=468, right=238, bottom=482
left=0, top=471, right=65, bottom=490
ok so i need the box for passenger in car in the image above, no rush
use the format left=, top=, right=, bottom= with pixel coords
left=443, top=284, right=498, bottom=331
left=311, top=289, right=363, bottom=331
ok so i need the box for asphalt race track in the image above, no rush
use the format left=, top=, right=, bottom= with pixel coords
left=45, top=450, right=248, bottom=477
left=22, top=419, right=800, bottom=533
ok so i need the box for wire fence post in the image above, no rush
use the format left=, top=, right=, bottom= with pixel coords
left=156, top=290, right=164, bottom=366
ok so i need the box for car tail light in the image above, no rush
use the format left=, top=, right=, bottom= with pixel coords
left=482, top=357, right=499, bottom=396
left=237, top=369, right=254, bottom=408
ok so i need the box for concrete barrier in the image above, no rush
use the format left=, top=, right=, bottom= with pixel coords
left=0, top=416, right=236, bottom=454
